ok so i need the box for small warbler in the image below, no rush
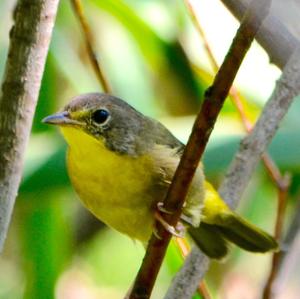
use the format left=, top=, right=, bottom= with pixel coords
left=43, top=93, right=277, bottom=259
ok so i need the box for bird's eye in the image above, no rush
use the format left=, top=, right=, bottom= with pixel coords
left=92, top=109, right=110, bottom=124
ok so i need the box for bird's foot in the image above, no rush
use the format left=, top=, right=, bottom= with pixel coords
left=154, top=202, right=185, bottom=238
left=157, top=201, right=173, bottom=214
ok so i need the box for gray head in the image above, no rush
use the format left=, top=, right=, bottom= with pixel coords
left=43, top=93, right=182, bottom=156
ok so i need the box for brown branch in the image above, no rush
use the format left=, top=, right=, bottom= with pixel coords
left=220, top=0, right=300, bottom=69
left=186, top=0, right=251, bottom=130
left=0, top=0, right=59, bottom=251
left=273, top=198, right=300, bottom=295
left=228, top=87, right=253, bottom=131
left=127, top=1, right=271, bottom=298
left=70, top=0, right=112, bottom=93
left=199, top=282, right=213, bottom=299
left=262, top=174, right=291, bottom=299
left=280, top=199, right=300, bottom=266
left=184, top=0, right=219, bottom=72
left=165, top=45, right=300, bottom=299
left=175, top=237, right=190, bottom=258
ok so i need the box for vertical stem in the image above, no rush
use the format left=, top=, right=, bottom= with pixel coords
left=0, top=0, right=60, bottom=251
left=262, top=174, right=290, bottom=299
left=70, top=0, right=112, bottom=93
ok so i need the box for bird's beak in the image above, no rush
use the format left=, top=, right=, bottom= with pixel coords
left=42, top=111, right=83, bottom=126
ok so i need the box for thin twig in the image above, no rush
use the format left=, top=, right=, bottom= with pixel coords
left=128, top=1, right=270, bottom=298
left=0, top=0, right=59, bottom=252
left=186, top=0, right=252, bottom=131
left=199, top=282, right=213, bottom=299
left=279, top=199, right=300, bottom=267
left=175, top=237, right=190, bottom=257
left=261, top=153, right=283, bottom=185
left=165, top=45, right=300, bottom=299
left=273, top=199, right=300, bottom=295
left=70, top=0, right=112, bottom=93
left=184, top=0, right=219, bottom=72
left=228, top=87, right=253, bottom=131
left=262, top=174, right=291, bottom=299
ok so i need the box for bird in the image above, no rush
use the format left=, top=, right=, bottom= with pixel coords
left=43, top=92, right=278, bottom=259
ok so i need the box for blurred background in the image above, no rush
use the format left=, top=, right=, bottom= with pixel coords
left=0, top=0, right=300, bottom=298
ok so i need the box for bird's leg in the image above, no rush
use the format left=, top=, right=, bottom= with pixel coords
left=154, top=202, right=186, bottom=238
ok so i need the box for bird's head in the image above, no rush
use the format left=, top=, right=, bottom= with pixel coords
left=43, top=93, right=145, bottom=155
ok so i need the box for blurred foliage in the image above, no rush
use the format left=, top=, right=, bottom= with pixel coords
left=1, top=0, right=300, bottom=299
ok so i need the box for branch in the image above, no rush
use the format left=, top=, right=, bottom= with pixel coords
left=272, top=199, right=300, bottom=295
left=165, top=45, right=300, bottom=299
left=279, top=199, right=300, bottom=269
left=219, top=46, right=300, bottom=208
left=220, top=0, right=300, bottom=69
left=128, top=1, right=271, bottom=298
left=0, top=0, right=59, bottom=251
left=70, top=0, right=112, bottom=93
left=262, top=174, right=290, bottom=299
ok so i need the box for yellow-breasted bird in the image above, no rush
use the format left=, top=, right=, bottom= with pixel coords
left=43, top=93, right=277, bottom=259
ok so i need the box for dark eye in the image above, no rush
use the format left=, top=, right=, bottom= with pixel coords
left=92, top=109, right=110, bottom=124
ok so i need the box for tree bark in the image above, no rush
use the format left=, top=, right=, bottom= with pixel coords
left=220, top=0, right=300, bottom=69
left=0, top=0, right=59, bottom=251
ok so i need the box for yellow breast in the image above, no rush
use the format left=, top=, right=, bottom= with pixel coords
left=61, top=127, right=157, bottom=242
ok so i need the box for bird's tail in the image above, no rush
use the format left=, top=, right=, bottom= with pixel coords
left=189, top=212, right=278, bottom=259
left=188, top=181, right=279, bottom=259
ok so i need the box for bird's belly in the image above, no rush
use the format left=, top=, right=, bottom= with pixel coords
left=67, top=146, right=160, bottom=242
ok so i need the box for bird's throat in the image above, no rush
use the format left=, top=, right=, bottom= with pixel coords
left=60, top=126, right=156, bottom=242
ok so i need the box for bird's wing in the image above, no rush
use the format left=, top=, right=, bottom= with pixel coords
left=149, top=144, right=205, bottom=228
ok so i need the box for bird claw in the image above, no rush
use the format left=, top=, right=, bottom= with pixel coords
left=154, top=202, right=185, bottom=239
left=157, top=201, right=173, bottom=214
left=153, top=227, right=163, bottom=240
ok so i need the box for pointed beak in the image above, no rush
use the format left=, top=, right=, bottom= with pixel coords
left=42, top=111, right=83, bottom=126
